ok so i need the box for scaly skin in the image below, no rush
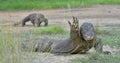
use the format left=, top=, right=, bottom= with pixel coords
left=35, top=17, right=80, bottom=53
left=14, top=13, right=48, bottom=27
left=33, top=17, right=110, bottom=54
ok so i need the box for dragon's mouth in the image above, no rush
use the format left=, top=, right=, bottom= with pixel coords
left=84, top=36, right=94, bottom=41
left=82, top=32, right=95, bottom=41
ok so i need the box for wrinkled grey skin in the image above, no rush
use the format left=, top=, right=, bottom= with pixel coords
left=14, top=13, right=48, bottom=27
left=35, top=38, right=76, bottom=53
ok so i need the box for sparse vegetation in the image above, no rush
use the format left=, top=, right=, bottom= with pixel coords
left=105, top=24, right=120, bottom=27
left=0, top=0, right=120, bottom=62
left=95, top=23, right=109, bottom=35
left=100, top=30, right=120, bottom=47
left=0, top=25, right=67, bottom=63
left=31, top=26, right=65, bottom=35
left=0, top=0, right=120, bottom=10
left=0, top=24, right=120, bottom=63
left=95, top=25, right=120, bottom=47
left=71, top=55, right=120, bottom=63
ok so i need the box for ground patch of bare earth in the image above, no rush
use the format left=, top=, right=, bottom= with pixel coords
left=0, top=5, right=120, bottom=63
left=0, top=5, right=120, bottom=29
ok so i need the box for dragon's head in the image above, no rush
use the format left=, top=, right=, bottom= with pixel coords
left=79, top=22, right=95, bottom=41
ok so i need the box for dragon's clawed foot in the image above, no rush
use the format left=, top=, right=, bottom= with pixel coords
left=68, top=16, right=79, bottom=32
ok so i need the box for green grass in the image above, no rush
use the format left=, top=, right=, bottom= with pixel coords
left=95, top=24, right=120, bottom=47
left=31, top=25, right=65, bottom=35
left=0, top=0, right=120, bottom=10
left=99, top=29, right=120, bottom=47
left=0, top=25, right=120, bottom=63
left=0, top=25, right=67, bottom=63
left=0, top=32, right=16, bottom=63
left=71, top=55, right=120, bottom=63
left=95, top=26, right=109, bottom=35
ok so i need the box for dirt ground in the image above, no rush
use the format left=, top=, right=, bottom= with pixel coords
left=0, top=5, right=120, bottom=63
left=0, top=5, right=120, bottom=29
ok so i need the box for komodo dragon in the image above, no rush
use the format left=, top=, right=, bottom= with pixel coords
left=34, top=17, right=110, bottom=54
left=79, top=22, right=111, bottom=54
left=14, top=13, right=48, bottom=27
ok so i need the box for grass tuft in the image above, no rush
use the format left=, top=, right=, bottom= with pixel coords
left=31, top=25, right=65, bottom=35
left=95, top=26, right=109, bottom=35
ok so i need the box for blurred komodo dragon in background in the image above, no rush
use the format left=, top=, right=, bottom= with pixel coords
left=14, top=13, right=48, bottom=27
left=24, top=17, right=110, bottom=54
